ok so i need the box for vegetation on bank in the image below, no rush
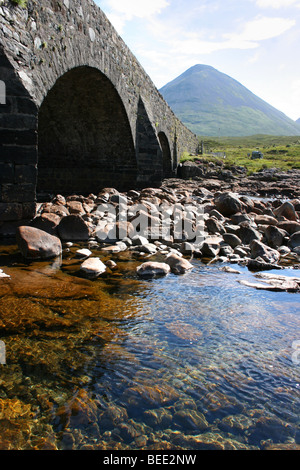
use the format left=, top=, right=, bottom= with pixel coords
left=181, top=135, right=300, bottom=175
left=9, top=0, right=28, bottom=8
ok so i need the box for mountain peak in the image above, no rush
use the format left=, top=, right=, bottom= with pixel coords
left=160, top=65, right=300, bottom=137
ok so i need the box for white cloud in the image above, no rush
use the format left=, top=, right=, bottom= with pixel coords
left=256, top=0, right=299, bottom=8
left=225, top=16, right=296, bottom=43
left=105, top=0, right=169, bottom=19
left=155, top=15, right=295, bottom=59
left=101, top=0, right=170, bottom=32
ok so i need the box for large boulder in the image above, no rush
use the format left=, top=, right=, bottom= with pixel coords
left=57, top=215, right=91, bottom=241
left=277, top=221, right=300, bottom=235
left=214, top=192, right=244, bottom=216
left=205, top=217, right=226, bottom=235
left=237, top=223, right=262, bottom=245
left=16, top=226, right=62, bottom=260
left=222, top=232, right=242, bottom=249
left=265, top=225, right=287, bottom=249
left=274, top=201, right=297, bottom=221
left=250, top=240, right=280, bottom=264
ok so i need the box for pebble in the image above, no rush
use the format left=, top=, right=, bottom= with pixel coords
left=75, top=248, right=92, bottom=258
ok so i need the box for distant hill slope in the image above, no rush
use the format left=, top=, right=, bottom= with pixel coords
left=159, top=64, right=300, bottom=137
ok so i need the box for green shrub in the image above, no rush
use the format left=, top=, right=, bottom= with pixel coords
left=10, top=0, right=28, bottom=8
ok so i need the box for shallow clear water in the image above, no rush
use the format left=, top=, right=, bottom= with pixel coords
left=0, top=242, right=299, bottom=450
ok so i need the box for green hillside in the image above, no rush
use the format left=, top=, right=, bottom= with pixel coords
left=160, top=65, right=300, bottom=137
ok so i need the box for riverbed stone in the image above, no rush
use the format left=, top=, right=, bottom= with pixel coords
left=58, top=215, right=91, bottom=241
left=219, top=244, right=233, bottom=256
left=165, top=253, right=193, bottom=274
left=66, top=200, right=85, bottom=215
left=222, top=232, right=242, bottom=248
left=264, top=225, right=287, bottom=248
left=30, top=213, right=61, bottom=235
left=96, top=221, right=134, bottom=243
left=136, top=261, right=170, bottom=278
left=277, top=221, right=300, bottom=234
left=254, top=214, right=278, bottom=226
left=205, top=217, right=225, bottom=235
left=246, top=258, right=283, bottom=271
left=132, top=235, right=149, bottom=246
left=274, top=201, right=297, bottom=221
left=173, top=409, right=209, bottom=432
left=237, top=223, right=262, bottom=244
left=214, top=192, right=244, bottom=216
left=250, top=240, right=280, bottom=264
left=16, top=225, right=62, bottom=260
left=75, top=248, right=92, bottom=259
left=80, top=257, right=106, bottom=279
left=200, top=241, right=220, bottom=258
left=180, top=241, right=195, bottom=255
left=288, top=231, right=300, bottom=250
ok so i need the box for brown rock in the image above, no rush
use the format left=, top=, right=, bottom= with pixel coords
left=30, top=213, right=61, bottom=235
left=66, top=200, right=85, bottom=215
left=57, top=215, right=91, bottom=241
left=136, top=261, right=171, bottom=278
left=254, top=214, right=278, bottom=226
left=214, top=192, right=244, bottom=216
left=80, top=257, right=106, bottom=279
left=165, top=253, right=193, bottom=274
left=250, top=240, right=280, bottom=264
left=277, top=221, right=300, bottom=234
left=265, top=225, right=287, bottom=248
left=16, top=226, right=62, bottom=260
left=274, top=201, right=297, bottom=221
left=288, top=231, right=300, bottom=250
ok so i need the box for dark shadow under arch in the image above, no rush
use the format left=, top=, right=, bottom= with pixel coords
left=158, top=131, right=172, bottom=177
left=37, top=66, right=137, bottom=196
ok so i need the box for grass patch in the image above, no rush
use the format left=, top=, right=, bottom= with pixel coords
left=181, top=134, right=300, bottom=175
left=10, top=0, right=28, bottom=7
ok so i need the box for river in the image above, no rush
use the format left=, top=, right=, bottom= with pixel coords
left=0, top=241, right=299, bottom=450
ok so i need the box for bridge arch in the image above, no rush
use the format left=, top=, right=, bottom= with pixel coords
left=37, top=66, right=137, bottom=196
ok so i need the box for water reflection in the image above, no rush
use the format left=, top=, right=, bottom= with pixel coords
left=0, top=242, right=299, bottom=450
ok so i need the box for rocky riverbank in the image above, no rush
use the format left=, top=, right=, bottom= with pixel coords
left=177, top=161, right=300, bottom=199
left=7, top=171, right=300, bottom=293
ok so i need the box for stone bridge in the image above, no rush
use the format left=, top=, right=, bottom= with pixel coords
left=0, top=0, right=199, bottom=235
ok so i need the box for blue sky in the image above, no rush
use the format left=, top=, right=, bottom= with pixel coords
left=96, top=0, right=300, bottom=121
